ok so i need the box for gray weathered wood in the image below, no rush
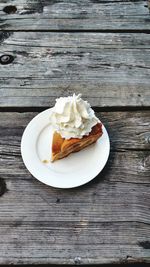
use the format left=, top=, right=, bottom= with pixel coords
left=0, top=111, right=150, bottom=184
left=0, top=0, right=149, bottom=30
left=0, top=108, right=150, bottom=264
left=0, top=0, right=150, bottom=265
left=2, top=31, right=150, bottom=48
left=0, top=177, right=150, bottom=264
left=0, top=32, right=150, bottom=107
left=1, top=147, right=150, bottom=184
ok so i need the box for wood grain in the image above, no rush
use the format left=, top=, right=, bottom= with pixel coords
left=0, top=0, right=150, bottom=265
left=0, top=32, right=150, bottom=107
left=0, top=0, right=149, bottom=31
left=0, top=111, right=150, bottom=184
left=0, top=173, right=150, bottom=264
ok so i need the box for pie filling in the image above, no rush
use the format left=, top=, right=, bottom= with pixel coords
left=51, top=123, right=103, bottom=162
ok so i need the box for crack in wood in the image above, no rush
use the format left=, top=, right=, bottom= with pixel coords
left=0, top=29, right=150, bottom=33
left=0, top=107, right=149, bottom=113
left=0, top=220, right=149, bottom=226
left=88, top=63, right=150, bottom=69
left=91, top=0, right=144, bottom=2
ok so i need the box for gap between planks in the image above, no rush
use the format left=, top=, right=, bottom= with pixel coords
left=1, top=29, right=150, bottom=33
left=0, top=106, right=150, bottom=113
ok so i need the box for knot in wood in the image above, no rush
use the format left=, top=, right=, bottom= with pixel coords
left=138, top=241, right=150, bottom=249
left=147, top=135, right=150, bottom=144
left=74, top=256, right=81, bottom=265
left=143, top=155, right=150, bottom=169
left=3, top=5, right=17, bottom=14
left=0, top=54, right=14, bottom=65
left=0, top=178, right=7, bottom=197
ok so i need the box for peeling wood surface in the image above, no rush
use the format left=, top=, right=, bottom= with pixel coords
left=0, top=32, right=150, bottom=107
left=0, top=0, right=150, bottom=265
left=0, top=0, right=149, bottom=30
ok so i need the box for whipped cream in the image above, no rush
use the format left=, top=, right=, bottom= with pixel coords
left=50, top=94, right=100, bottom=139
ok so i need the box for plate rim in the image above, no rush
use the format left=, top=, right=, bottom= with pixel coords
left=21, top=108, right=110, bottom=189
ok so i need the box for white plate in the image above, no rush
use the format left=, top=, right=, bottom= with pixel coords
left=21, top=108, right=110, bottom=189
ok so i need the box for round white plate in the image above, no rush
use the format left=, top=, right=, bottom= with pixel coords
left=21, top=108, right=110, bottom=188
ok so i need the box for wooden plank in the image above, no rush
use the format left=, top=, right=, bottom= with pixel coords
left=1, top=148, right=150, bottom=184
left=0, top=111, right=150, bottom=184
left=0, top=32, right=150, bottom=107
left=0, top=108, right=149, bottom=264
left=2, top=31, right=150, bottom=48
left=0, top=179, right=150, bottom=223
left=0, top=179, right=150, bottom=264
left=0, top=111, right=150, bottom=151
left=0, top=111, right=150, bottom=150
left=0, top=0, right=149, bottom=30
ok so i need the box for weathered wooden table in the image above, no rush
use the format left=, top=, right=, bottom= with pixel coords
left=0, top=0, right=150, bottom=265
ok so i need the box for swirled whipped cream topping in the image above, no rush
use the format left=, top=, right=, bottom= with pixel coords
left=50, top=94, right=100, bottom=139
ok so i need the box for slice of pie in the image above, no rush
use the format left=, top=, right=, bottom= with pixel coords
left=51, top=123, right=103, bottom=162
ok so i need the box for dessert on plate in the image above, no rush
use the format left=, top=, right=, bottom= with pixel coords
left=50, top=94, right=103, bottom=162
